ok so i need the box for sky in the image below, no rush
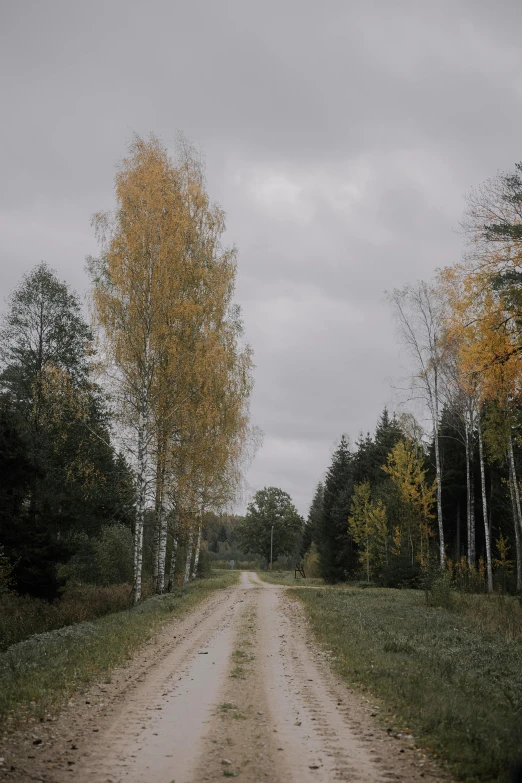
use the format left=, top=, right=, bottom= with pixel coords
left=2, top=1, right=522, bottom=515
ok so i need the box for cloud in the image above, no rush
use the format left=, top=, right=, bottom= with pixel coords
left=2, top=0, right=522, bottom=513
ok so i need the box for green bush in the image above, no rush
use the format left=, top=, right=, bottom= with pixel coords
left=93, top=524, right=134, bottom=585
left=379, top=550, right=423, bottom=589
left=425, top=571, right=455, bottom=609
left=303, top=542, right=321, bottom=578
left=196, top=546, right=212, bottom=577
left=59, top=524, right=134, bottom=586
left=0, top=583, right=132, bottom=651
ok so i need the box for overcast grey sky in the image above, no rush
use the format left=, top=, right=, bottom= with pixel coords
left=2, top=0, right=522, bottom=514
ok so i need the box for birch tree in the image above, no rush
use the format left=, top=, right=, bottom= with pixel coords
left=440, top=258, right=522, bottom=591
left=348, top=482, right=387, bottom=582
left=387, top=282, right=446, bottom=566
left=89, top=137, right=183, bottom=600
left=89, top=133, right=255, bottom=599
left=382, top=438, right=436, bottom=570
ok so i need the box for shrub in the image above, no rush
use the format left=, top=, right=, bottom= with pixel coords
left=93, top=524, right=134, bottom=585
left=59, top=524, right=134, bottom=586
left=0, top=583, right=133, bottom=651
left=0, top=547, right=14, bottom=596
left=303, top=542, right=321, bottom=578
left=425, top=571, right=455, bottom=610
left=196, top=546, right=212, bottom=577
left=380, top=550, right=423, bottom=589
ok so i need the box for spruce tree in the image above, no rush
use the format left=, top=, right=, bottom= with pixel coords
left=318, top=435, right=356, bottom=582
left=301, top=481, right=323, bottom=556
left=352, top=432, right=375, bottom=485
left=372, top=408, right=403, bottom=482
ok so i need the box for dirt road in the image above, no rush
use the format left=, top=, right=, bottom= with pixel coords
left=2, top=573, right=449, bottom=782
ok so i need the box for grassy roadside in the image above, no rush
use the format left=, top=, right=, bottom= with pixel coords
left=256, top=570, right=324, bottom=588
left=290, top=585, right=521, bottom=783
left=0, top=570, right=238, bottom=729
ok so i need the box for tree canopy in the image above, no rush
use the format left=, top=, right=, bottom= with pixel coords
left=238, top=487, right=303, bottom=566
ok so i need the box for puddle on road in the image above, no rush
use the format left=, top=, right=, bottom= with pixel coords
left=117, top=608, right=237, bottom=783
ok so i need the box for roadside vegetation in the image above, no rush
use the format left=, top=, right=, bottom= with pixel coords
left=256, top=571, right=521, bottom=783
left=296, top=586, right=521, bottom=782
left=0, top=570, right=237, bottom=728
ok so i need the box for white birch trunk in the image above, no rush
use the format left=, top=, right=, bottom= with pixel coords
left=508, top=438, right=522, bottom=593
left=513, top=503, right=522, bottom=594
left=465, top=424, right=476, bottom=568
left=470, top=447, right=476, bottom=567
left=133, top=515, right=144, bottom=603
left=477, top=420, right=493, bottom=593
left=508, top=434, right=522, bottom=537
left=153, top=446, right=168, bottom=594
left=152, top=509, right=159, bottom=589
left=183, top=530, right=194, bottom=586
left=156, top=507, right=167, bottom=592
left=433, top=424, right=445, bottom=567
left=515, top=508, right=522, bottom=593
left=432, top=368, right=444, bottom=567
left=133, top=408, right=148, bottom=604
left=154, top=469, right=167, bottom=594
left=508, top=459, right=522, bottom=593
left=155, top=504, right=168, bottom=593
left=191, top=525, right=202, bottom=580
left=465, top=428, right=470, bottom=564
left=151, top=459, right=160, bottom=591
left=167, top=532, right=178, bottom=592
left=456, top=499, right=461, bottom=559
